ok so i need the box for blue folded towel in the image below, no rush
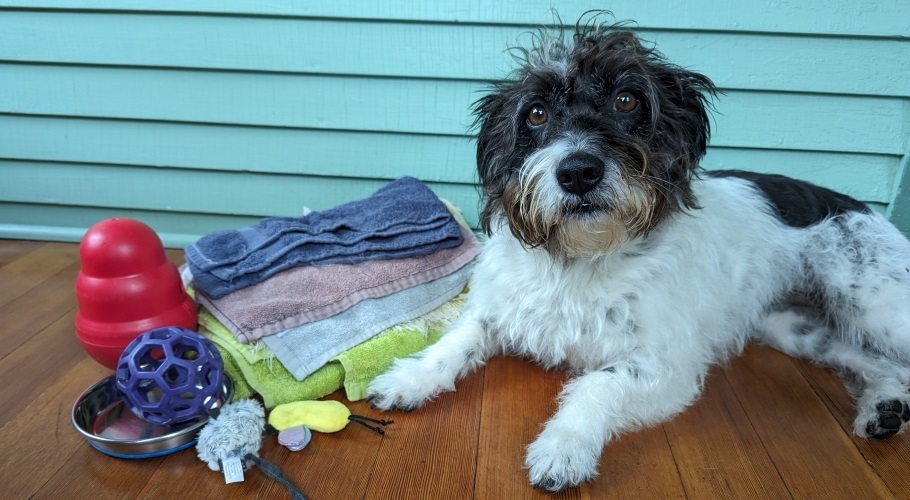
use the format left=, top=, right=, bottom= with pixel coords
left=186, top=177, right=464, bottom=298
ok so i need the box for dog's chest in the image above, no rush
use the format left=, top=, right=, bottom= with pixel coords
left=474, top=240, right=647, bottom=369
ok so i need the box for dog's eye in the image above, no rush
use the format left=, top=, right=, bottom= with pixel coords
left=613, top=92, right=638, bottom=112
left=527, top=105, right=548, bottom=126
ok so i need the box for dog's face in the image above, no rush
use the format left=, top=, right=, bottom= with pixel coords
left=474, top=26, right=716, bottom=257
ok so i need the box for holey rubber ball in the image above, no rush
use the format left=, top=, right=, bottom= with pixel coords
left=115, top=327, right=224, bottom=426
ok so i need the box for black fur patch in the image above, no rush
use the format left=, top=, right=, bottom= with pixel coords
left=707, top=170, right=869, bottom=227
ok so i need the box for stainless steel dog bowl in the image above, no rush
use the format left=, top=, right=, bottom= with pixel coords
left=71, top=374, right=233, bottom=459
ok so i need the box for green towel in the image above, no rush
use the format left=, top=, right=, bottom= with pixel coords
left=200, top=309, right=346, bottom=407
left=333, top=289, right=465, bottom=400
left=219, top=344, right=255, bottom=402
left=198, top=287, right=468, bottom=408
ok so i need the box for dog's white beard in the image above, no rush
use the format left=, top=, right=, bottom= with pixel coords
left=552, top=216, right=628, bottom=258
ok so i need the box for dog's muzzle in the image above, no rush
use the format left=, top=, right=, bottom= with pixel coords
left=556, top=152, right=604, bottom=196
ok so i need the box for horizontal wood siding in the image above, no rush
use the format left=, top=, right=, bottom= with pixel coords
left=0, top=1, right=908, bottom=246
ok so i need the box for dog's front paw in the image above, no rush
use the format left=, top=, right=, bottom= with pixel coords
left=861, top=399, right=910, bottom=439
left=366, top=356, right=455, bottom=411
left=525, top=427, right=600, bottom=492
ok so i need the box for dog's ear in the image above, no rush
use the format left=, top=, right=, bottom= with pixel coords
left=650, top=63, right=716, bottom=165
left=634, top=62, right=716, bottom=216
left=472, top=89, right=517, bottom=235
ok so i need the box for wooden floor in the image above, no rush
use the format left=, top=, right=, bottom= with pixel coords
left=2, top=238, right=910, bottom=499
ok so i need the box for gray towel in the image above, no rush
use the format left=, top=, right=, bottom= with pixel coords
left=186, top=177, right=463, bottom=298
left=262, top=260, right=475, bottom=381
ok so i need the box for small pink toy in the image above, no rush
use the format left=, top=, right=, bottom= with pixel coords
left=278, top=425, right=312, bottom=452
left=75, top=217, right=197, bottom=369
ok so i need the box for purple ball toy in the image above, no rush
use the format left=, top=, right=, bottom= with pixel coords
left=115, top=326, right=224, bottom=425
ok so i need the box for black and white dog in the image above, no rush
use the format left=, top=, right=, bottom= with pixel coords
left=368, top=22, right=910, bottom=491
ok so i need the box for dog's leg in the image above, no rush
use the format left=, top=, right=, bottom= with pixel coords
left=525, top=358, right=703, bottom=491
left=848, top=283, right=910, bottom=438
left=367, top=311, right=491, bottom=411
left=764, top=214, right=910, bottom=438
left=825, top=219, right=910, bottom=438
left=796, top=214, right=910, bottom=355
left=840, top=289, right=910, bottom=438
left=760, top=308, right=910, bottom=438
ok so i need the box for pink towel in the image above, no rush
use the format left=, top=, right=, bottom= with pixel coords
left=196, top=226, right=480, bottom=342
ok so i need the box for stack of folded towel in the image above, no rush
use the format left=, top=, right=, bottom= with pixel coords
left=184, top=177, right=480, bottom=408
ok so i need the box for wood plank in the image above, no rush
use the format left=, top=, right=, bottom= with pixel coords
left=259, top=391, right=384, bottom=500
left=0, top=356, right=111, bottom=498
left=37, top=440, right=167, bottom=500
left=1, top=13, right=907, bottom=97
left=164, top=247, right=186, bottom=264
left=586, top=403, right=688, bottom=496
left=794, top=358, right=910, bottom=498
left=0, top=307, right=84, bottom=427
left=724, top=345, right=894, bottom=499
left=0, top=195, right=893, bottom=253
left=475, top=356, right=686, bottom=499
left=4, top=236, right=910, bottom=498
left=592, top=425, right=686, bottom=500
left=0, top=114, right=479, bottom=184
left=475, top=356, right=581, bottom=500
left=1, top=64, right=905, bottom=154
left=0, top=245, right=185, bottom=428
left=711, top=92, right=905, bottom=155
left=0, top=0, right=905, bottom=37
left=702, top=149, right=900, bottom=203
left=0, top=246, right=185, bottom=421
left=0, top=202, right=260, bottom=249
left=126, top=392, right=398, bottom=500
left=0, top=238, right=42, bottom=267
left=0, top=241, right=79, bottom=308
left=663, top=367, right=790, bottom=499
left=0, top=63, right=482, bottom=137
left=650, top=31, right=910, bottom=97
left=0, top=160, right=480, bottom=225
left=884, top=155, right=910, bottom=237
left=1, top=115, right=901, bottom=201
left=0, top=150, right=899, bottom=249
left=0, top=259, right=80, bottom=360
left=364, top=362, right=485, bottom=500
left=134, top=437, right=268, bottom=500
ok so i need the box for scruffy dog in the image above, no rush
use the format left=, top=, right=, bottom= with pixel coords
left=367, top=21, right=910, bottom=491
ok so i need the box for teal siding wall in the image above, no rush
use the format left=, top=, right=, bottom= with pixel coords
left=1, top=1, right=908, bottom=247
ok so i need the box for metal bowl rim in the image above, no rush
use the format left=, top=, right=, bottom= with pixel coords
left=71, top=374, right=232, bottom=449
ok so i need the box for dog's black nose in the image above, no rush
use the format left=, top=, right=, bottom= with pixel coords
left=556, top=152, right=604, bottom=196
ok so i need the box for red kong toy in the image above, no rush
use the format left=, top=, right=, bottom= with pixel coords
left=75, top=218, right=197, bottom=369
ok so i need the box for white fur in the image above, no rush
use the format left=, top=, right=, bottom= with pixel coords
left=368, top=175, right=910, bottom=491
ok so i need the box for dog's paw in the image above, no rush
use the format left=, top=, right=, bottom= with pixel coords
left=525, top=427, right=600, bottom=492
left=366, top=357, right=454, bottom=411
left=861, top=399, right=910, bottom=439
